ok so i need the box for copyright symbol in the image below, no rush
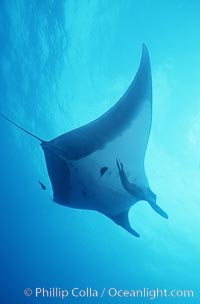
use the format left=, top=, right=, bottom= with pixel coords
left=24, top=288, right=32, bottom=296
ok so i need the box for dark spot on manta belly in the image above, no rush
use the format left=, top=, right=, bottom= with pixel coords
left=69, top=162, right=78, bottom=171
left=82, top=190, right=87, bottom=196
left=100, top=166, right=108, bottom=177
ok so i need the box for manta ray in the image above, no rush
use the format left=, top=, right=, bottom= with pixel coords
left=0, top=44, right=168, bottom=237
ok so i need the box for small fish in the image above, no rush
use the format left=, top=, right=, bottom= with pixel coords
left=39, top=181, right=46, bottom=190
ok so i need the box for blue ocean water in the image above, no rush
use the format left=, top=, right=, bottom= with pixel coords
left=1, top=1, right=200, bottom=303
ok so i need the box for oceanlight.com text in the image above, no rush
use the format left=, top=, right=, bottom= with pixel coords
left=24, top=287, right=194, bottom=300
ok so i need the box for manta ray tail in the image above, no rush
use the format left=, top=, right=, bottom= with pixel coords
left=110, top=211, right=140, bottom=237
left=0, top=112, right=44, bottom=143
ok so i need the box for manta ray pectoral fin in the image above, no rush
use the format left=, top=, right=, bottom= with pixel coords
left=109, top=211, right=140, bottom=237
left=149, top=202, right=168, bottom=219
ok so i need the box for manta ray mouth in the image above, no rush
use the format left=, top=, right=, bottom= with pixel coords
left=42, top=144, right=72, bottom=204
